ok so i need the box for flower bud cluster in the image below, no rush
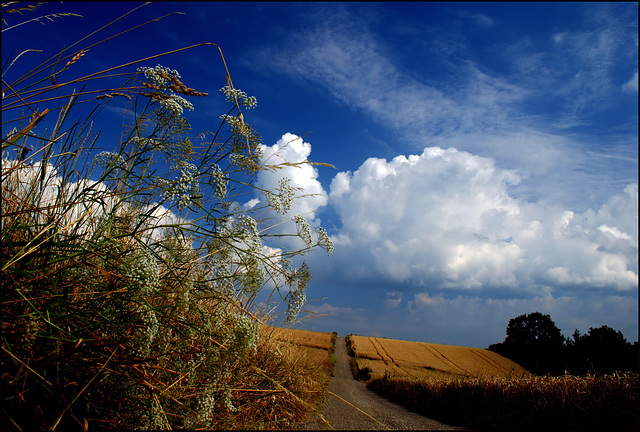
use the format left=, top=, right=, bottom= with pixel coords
left=131, top=136, right=162, bottom=149
left=235, top=214, right=260, bottom=252
left=93, top=151, right=125, bottom=171
left=138, top=64, right=181, bottom=87
left=184, top=383, right=216, bottom=429
left=220, top=85, right=257, bottom=109
left=212, top=262, right=234, bottom=296
left=292, top=215, right=313, bottom=248
left=138, top=65, right=194, bottom=117
left=160, top=95, right=193, bottom=116
left=283, top=262, right=311, bottom=323
left=124, top=248, right=160, bottom=295
left=140, top=306, right=159, bottom=357
left=233, top=312, right=259, bottom=354
left=210, top=164, right=228, bottom=198
left=163, top=161, right=201, bottom=208
left=315, top=226, right=334, bottom=255
left=285, top=287, right=306, bottom=323
left=219, top=113, right=249, bottom=136
left=266, top=177, right=294, bottom=214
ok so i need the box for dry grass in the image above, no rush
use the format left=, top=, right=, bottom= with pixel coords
left=217, top=326, right=334, bottom=430
left=350, top=335, right=530, bottom=380
left=2, top=4, right=336, bottom=429
left=263, top=326, right=335, bottom=385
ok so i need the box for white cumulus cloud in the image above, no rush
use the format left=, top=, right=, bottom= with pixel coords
left=322, top=146, right=637, bottom=295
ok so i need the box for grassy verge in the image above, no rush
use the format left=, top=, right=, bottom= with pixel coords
left=367, top=373, right=639, bottom=430
left=2, top=4, right=333, bottom=429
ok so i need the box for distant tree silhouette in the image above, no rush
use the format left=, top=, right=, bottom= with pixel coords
left=489, top=312, right=564, bottom=375
left=490, top=314, right=639, bottom=376
left=504, top=312, right=565, bottom=346
left=566, top=325, right=637, bottom=374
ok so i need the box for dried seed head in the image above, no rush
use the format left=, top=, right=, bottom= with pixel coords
left=63, top=49, right=88, bottom=69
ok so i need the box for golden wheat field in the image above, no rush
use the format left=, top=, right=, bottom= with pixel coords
left=263, top=326, right=336, bottom=372
left=350, top=335, right=531, bottom=380
left=267, top=326, right=334, bottom=350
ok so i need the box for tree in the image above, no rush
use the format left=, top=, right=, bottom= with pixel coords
left=566, top=325, right=636, bottom=374
left=489, top=312, right=565, bottom=375
left=504, top=312, right=565, bottom=347
left=491, top=313, right=639, bottom=376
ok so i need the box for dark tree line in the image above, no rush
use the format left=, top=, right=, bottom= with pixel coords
left=488, top=312, right=639, bottom=375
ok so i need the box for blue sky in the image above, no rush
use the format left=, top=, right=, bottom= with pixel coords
left=3, top=2, right=637, bottom=347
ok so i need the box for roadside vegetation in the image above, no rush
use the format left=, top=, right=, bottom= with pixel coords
left=268, top=327, right=336, bottom=382
left=2, top=4, right=333, bottom=430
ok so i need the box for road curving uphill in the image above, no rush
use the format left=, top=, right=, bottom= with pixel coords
left=299, top=337, right=462, bottom=430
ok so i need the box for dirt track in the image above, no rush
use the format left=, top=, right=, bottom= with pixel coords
left=299, top=337, right=462, bottom=430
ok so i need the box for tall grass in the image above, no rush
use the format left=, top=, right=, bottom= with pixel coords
left=368, top=373, right=639, bottom=430
left=2, top=4, right=332, bottom=430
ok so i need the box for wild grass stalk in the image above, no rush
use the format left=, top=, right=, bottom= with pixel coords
left=2, top=3, right=333, bottom=430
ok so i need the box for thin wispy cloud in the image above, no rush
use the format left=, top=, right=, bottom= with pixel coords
left=257, top=4, right=637, bottom=210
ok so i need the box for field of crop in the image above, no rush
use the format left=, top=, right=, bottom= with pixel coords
left=348, top=335, right=530, bottom=380
left=368, top=372, right=639, bottom=429
left=269, top=327, right=335, bottom=351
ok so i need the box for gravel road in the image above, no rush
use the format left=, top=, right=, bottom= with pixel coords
left=298, top=337, right=463, bottom=430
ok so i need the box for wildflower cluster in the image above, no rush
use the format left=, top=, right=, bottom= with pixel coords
left=266, top=177, right=295, bottom=214
left=137, top=64, right=195, bottom=116
left=2, top=14, right=335, bottom=426
left=220, top=85, right=257, bottom=109
left=293, top=215, right=313, bottom=248
left=162, top=161, right=202, bottom=208
left=315, top=226, right=334, bottom=255
left=210, top=164, right=228, bottom=198
left=93, top=151, right=125, bottom=171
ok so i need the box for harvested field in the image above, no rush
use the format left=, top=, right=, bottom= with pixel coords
left=349, top=335, right=530, bottom=380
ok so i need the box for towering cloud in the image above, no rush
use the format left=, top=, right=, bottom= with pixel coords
left=325, top=147, right=637, bottom=295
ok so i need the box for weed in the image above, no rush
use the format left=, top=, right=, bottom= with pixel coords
left=2, top=4, right=332, bottom=430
